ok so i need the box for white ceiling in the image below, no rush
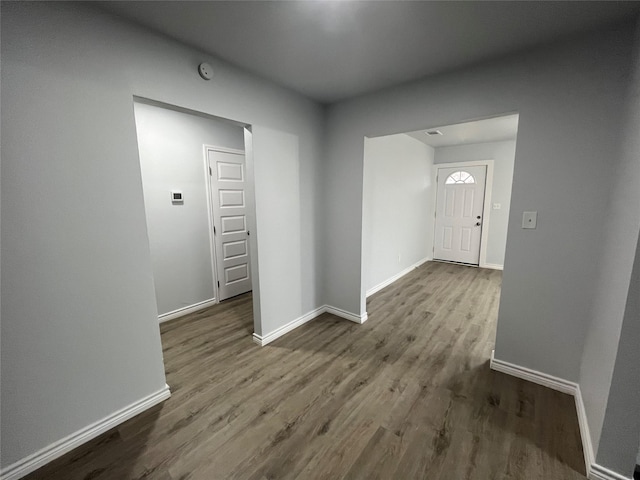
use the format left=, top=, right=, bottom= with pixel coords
left=405, top=114, right=519, bottom=148
left=97, top=1, right=640, bottom=103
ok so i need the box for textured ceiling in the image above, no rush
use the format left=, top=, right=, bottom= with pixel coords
left=98, top=1, right=640, bottom=103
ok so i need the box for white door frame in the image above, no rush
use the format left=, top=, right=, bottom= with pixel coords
left=431, top=159, right=494, bottom=269
left=203, top=144, right=247, bottom=303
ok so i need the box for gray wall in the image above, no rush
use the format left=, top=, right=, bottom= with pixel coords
left=583, top=18, right=640, bottom=474
left=1, top=2, right=324, bottom=469
left=362, top=134, right=434, bottom=293
left=434, top=140, right=516, bottom=268
left=251, top=127, right=304, bottom=331
left=323, top=23, right=633, bottom=386
left=595, top=233, right=640, bottom=476
left=134, top=102, right=245, bottom=316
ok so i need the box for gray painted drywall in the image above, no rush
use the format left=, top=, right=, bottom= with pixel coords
left=322, top=22, right=635, bottom=384
left=251, top=127, right=302, bottom=334
left=134, top=102, right=245, bottom=316
left=595, top=232, right=640, bottom=476
left=362, top=134, right=434, bottom=293
left=581, top=19, right=640, bottom=472
left=1, top=2, right=323, bottom=469
left=579, top=18, right=640, bottom=458
left=434, top=140, right=516, bottom=267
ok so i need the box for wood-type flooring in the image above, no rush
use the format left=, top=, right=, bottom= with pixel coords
left=24, top=261, right=586, bottom=480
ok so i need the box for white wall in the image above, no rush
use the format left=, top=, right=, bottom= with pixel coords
left=1, top=1, right=324, bottom=472
left=434, top=140, right=516, bottom=268
left=362, top=134, right=434, bottom=294
left=134, top=102, right=245, bottom=316
left=323, top=22, right=635, bottom=384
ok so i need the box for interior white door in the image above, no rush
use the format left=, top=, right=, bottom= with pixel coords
left=433, top=165, right=487, bottom=265
left=207, top=148, right=252, bottom=301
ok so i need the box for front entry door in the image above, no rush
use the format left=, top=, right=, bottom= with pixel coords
left=207, top=148, right=252, bottom=301
left=433, top=165, right=487, bottom=265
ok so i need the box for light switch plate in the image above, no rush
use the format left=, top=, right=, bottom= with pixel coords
left=522, top=211, right=537, bottom=229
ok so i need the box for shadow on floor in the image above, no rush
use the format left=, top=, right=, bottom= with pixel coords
left=23, top=406, right=164, bottom=480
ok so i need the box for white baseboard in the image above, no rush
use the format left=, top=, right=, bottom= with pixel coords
left=489, top=350, right=578, bottom=395
left=366, top=257, right=431, bottom=297
left=589, top=464, right=633, bottom=480
left=253, top=305, right=326, bottom=346
left=325, top=305, right=368, bottom=324
left=253, top=304, right=368, bottom=347
left=480, top=262, right=504, bottom=270
left=158, top=298, right=217, bottom=323
left=0, top=384, right=171, bottom=480
left=490, top=351, right=632, bottom=480
left=575, top=385, right=596, bottom=476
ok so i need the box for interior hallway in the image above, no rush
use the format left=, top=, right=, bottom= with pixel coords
left=23, top=262, right=585, bottom=479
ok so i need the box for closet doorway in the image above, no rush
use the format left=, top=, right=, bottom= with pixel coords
left=133, top=99, right=256, bottom=322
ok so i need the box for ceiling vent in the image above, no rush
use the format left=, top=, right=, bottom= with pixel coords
left=425, top=130, right=443, bottom=136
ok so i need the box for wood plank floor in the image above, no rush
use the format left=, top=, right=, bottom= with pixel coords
left=24, top=261, right=586, bottom=480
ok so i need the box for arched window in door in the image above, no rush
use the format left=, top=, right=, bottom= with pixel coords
left=445, top=170, right=476, bottom=184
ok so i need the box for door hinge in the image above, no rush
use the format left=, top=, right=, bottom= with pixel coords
left=213, top=225, right=216, bottom=235
left=217, top=281, right=220, bottom=288
left=209, top=166, right=212, bottom=176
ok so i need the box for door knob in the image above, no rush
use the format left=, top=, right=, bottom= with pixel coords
left=476, top=216, right=481, bottom=219
left=475, top=222, right=481, bottom=226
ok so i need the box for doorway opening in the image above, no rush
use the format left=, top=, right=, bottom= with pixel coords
left=361, top=112, right=519, bottom=300
left=132, top=98, right=257, bottom=329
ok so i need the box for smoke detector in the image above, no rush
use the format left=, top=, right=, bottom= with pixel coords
left=198, top=63, right=213, bottom=80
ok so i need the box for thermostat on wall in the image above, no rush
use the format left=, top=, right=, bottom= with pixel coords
left=171, top=191, right=184, bottom=204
